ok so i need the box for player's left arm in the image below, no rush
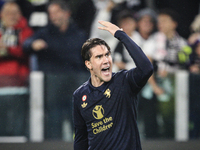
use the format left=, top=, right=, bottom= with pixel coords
left=98, top=21, right=153, bottom=89
left=115, top=31, right=153, bottom=88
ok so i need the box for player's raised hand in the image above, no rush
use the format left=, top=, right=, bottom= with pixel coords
left=98, top=20, right=122, bottom=36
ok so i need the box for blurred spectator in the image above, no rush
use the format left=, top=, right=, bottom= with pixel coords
left=136, top=8, right=157, bottom=40
left=155, top=8, right=192, bottom=74
left=135, top=8, right=160, bottom=139
left=154, top=0, right=200, bottom=39
left=0, top=1, right=33, bottom=136
left=0, top=0, right=34, bottom=21
left=0, top=1, right=33, bottom=87
left=152, top=8, right=192, bottom=139
left=23, top=0, right=88, bottom=140
left=23, top=0, right=86, bottom=73
left=113, top=10, right=139, bottom=71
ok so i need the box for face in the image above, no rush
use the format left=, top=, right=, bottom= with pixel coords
left=48, top=4, right=70, bottom=28
left=1, top=3, right=21, bottom=27
left=119, top=18, right=137, bottom=35
left=85, top=45, right=113, bottom=85
left=138, top=15, right=154, bottom=34
left=157, top=14, right=177, bottom=34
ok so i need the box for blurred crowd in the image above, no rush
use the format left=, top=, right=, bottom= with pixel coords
left=0, top=0, right=200, bottom=141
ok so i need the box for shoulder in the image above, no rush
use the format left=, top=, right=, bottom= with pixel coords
left=112, top=70, right=129, bottom=82
left=73, top=80, right=89, bottom=99
left=112, top=69, right=139, bottom=93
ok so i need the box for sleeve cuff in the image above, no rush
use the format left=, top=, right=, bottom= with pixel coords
left=114, top=30, right=125, bottom=38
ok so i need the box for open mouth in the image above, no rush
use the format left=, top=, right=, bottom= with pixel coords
left=101, top=67, right=110, bottom=76
left=102, top=67, right=109, bottom=71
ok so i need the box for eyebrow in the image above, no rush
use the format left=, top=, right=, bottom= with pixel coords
left=95, top=54, right=103, bottom=58
left=95, top=51, right=110, bottom=58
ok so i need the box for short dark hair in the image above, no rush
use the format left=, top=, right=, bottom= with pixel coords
left=48, top=0, right=70, bottom=12
left=81, top=38, right=111, bottom=62
left=159, top=8, right=180, bottom=23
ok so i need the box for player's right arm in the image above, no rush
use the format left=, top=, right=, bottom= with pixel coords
left=74, top=127, right=88, bottom=150
left=73, top=95, right=88, bottom=150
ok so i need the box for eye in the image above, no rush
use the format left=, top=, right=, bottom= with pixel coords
left=96, top=55, right=102, bottom=59
left=105, top=53, right=110, bottom=57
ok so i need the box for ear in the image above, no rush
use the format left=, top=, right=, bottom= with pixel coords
left=85, top=60, right=92, bottom=70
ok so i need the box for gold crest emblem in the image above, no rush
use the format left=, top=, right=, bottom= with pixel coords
left=81, top=102, right=87, bottom=108
left=104, top=89, right=111, bottom=98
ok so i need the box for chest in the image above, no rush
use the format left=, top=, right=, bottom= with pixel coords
left=79, top=81, right=132, bottom=127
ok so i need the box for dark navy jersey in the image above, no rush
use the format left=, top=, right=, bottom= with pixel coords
left=73, top=30, right=153, bottom=150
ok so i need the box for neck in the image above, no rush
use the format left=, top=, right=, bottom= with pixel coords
left=91, top=74, right=104, bottom=87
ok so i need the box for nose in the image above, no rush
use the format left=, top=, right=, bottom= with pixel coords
left=103, top=56, right=109, bottom=64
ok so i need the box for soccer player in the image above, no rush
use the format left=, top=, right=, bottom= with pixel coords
left=73, top=21, right=153, bottom=150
